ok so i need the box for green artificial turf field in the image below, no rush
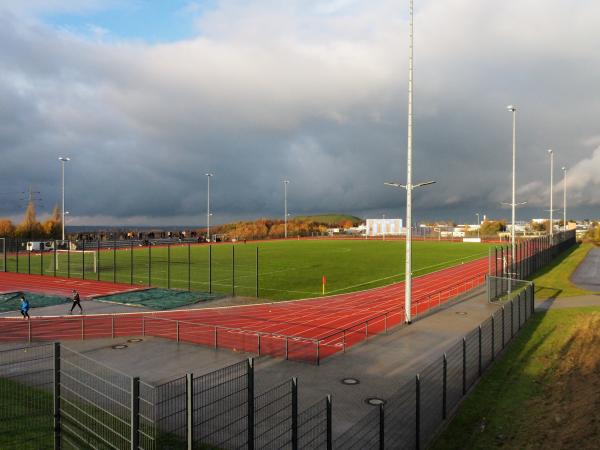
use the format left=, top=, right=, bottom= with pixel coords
left=4, top=240, right=492, bottom=300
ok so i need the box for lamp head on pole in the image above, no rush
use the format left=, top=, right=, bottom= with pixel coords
left=283, top=180, right=289, bottom=185
left=562, top=166, right=566, bottom=171
left=58, top=156, right=70, bottom=162
left=506, top=105, right=516, bottom=112
left=205, top=173, right=213, bottom=177
left=547, top=148, right=553, bottom=155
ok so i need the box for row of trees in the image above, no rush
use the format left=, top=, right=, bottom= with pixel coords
left=0, top=203, right=62, bottom=239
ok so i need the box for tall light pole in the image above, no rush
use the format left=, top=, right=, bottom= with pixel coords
left=547, top=149, right=554, bottom=237
left=205, top=173, right=213, bottom=241
left=384, top=0, right=435, bottom=324
left=283, top=180, right=290, bottom=238
left=562, top=166, right=567, bottom=231
left=476, top=213, right=480, bottom=239
left=507, top=105, right=517, bottom=264
left=58, top=156, right=70, bottom=241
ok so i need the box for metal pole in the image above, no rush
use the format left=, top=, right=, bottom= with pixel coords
left=292, top=378, right=298, bottom=450
left=167, top=244, right=171, bottom=289
left=326, top=395, right=333, bottom=450
left=462, top=337, right=467, bottom=395
left=206, top=173, right=213, bottom=242
left=82, top=240, right=85, bottom=280
left=209, top=244, right=212, bottom=294
left=284, top=180, right=289, bottom=238
left=247, top=358, right=255, bottom=450
left=256, top=246, right=259, bottom=298
left=379, top=403, right=385, bottom=450
left=54, top=342, right=61, bottom=450
left=188, top=243, right=191, bottom=291
left=415, top=374, right=420, bottom=450
left=130, top=377, right=140, bottom=450
left=509, top=106, right=517, bottom=265
left=97, top=240, right=100, bottom=281
left=148, top=243, right=152, bottom=286
left=186, top=373, right=193, bottom=450
left=562, top=167, right=567, bottom=231
left=113, top=240, right=116, bottom=284
left=130, top=241, right=134, bottom=285
left=61, top=160, right=65, bottom=241
left=442, top=353, right=447, bottom=420
left=548, top=149, right=554, bottom=237
left=232, top=245, right=235, bottom=296
left=405, top=0, right=415, bottom=324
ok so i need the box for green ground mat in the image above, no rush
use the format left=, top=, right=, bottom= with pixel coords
left=0, top=292, right=70, bottom=313
left=94, top=288, right=224, bottom=310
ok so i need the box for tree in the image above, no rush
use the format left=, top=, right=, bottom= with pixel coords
left=479, top=220, right=506, bottom=236
left=42, top=205, right=62, bottom=239
left=15, top=201, right=43, bottom=239
left=0, top=219, right=15, bottom=237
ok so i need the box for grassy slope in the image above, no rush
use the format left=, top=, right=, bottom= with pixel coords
left=0, top=377, right=53, bottom=449
left=432, top=307, right=600, bottom=450
left=5, top=240, right=491, bottom=300
left=529, top=242, right=596, bottom=299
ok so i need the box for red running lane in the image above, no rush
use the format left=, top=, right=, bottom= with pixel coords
left=0, top=258, right=490, bottom=363
left=0, top=272, right=144, bottom=298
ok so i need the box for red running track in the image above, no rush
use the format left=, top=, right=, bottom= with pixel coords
left=0, top=258, right=489, bottom=364
left=0, top=272, right=144, bottom=298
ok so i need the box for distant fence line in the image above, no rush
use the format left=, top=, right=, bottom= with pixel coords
left=1, top=279, right=534, bottom=449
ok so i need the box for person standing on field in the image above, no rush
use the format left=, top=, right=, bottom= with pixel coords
left=69, top=289, right=83, bottom=314
left=20, top=294, right=30, bottom=319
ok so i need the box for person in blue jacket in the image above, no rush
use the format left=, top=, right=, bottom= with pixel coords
left=20, top=294, right=30, bottom=319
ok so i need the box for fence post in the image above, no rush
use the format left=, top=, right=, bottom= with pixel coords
left=186, top=373, right=194, bottom=450
left=285, top=337, right=289, bottom=360
left=28, top=320, right=32, bottom=343
left=292, top=378, right=298, bottom=450
left=491, top=315, right=495, bottom=361
left=379, top=403, right=385, bottom=450
left=131, top=241, right=134, bottom=285
left=247, top=358, right=255, bottom=450
left=531, top=284, right=535, bottom=315
left=177, top=321, right=180, bottom=343
left=442, top=353, right=447, bottom=420
left=214, top=327, right=218, bottom=348
left=501, top=306, right=505, bottom=348
left=81, top=317, right=84, bottom=340
left=167, top=244, right=171, bottom=289
left=415, top=374, right=421, bottom=450
left=518, top=293, right=522, bottom=329
left=478, top=325, right=482, bottom=376
left=511, top=300, right=514, bottom=338
left=130, top=376, right=140, bottom=450
left=111, top=316, right=115, bottom=339
left=462, top=337, right=467, bottom=395
left=326, top=395, right=333, bottom=450
left=54, top=342, right=61, bottom=450
left=113, top=240, right=116, bottom=284
left=97, top=241, right=100, bottom=281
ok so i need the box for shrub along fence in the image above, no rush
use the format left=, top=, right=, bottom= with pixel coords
left=1, top=281, right=532, bottom=450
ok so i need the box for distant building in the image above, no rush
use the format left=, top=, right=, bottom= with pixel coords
left=366, top=218, right=403, bottom=237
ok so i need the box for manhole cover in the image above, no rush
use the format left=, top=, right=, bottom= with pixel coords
left=112, top=344, right=128, bottom=350
left=365, top=397, right=386, bottom=406
left=127, top=338, right=143, bottom=343
left=341, top=378, right=360, bottom=385
left=455, top=311, right=468, bottom=316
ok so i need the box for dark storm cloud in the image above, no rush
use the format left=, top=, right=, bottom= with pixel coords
left=1, top=0, right=600, bottom=226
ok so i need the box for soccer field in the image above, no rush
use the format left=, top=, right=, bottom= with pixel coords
left=4, top=240, right=492, bottom=300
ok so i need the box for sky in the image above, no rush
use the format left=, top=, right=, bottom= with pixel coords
left=1, top=0, right=600, bottom=226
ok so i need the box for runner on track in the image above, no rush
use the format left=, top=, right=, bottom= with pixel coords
left=69, top=289, right=83, bottom=315
left=20, top=294, right=30, bottom=319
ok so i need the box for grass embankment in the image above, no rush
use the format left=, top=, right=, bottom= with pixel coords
left=432, top=307, right=600, bottom=449
left=529, top=242, right=595, bottom=299
left=4, top=240, right=491, bottom=301
left=0, top=377, right=53, bottom=449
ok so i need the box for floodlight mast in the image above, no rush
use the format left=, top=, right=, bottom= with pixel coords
left=206, top=173, right=213, bottom=241
left=507, top=105, right=517, bottom=266
left=562, top=166, right=567, bottom=231
left=548, top=149, right=554, bottom=238
left=58, top=156, right=70, bottom=241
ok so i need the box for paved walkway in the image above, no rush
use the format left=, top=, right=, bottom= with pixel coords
left=570, top=246, right=600, bottom=292
left=536, top=294, right=600, bottom=311
left=7, top=286, right=498, bottom=438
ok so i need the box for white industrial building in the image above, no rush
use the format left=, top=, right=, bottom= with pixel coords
left=366, top=218, right=403, bottom=237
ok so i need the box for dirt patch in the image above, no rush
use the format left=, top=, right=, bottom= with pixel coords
left=515, top=313, right=600, bottom=449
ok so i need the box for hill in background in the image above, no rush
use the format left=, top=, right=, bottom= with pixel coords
left=294, top=214, right=362, bottom=227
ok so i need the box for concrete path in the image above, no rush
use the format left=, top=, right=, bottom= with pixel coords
left=536, top=294, right=600, bottom=311
left=570, top=246, right=600, bottom=292
left=2, top=286, right=499, bottom=439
